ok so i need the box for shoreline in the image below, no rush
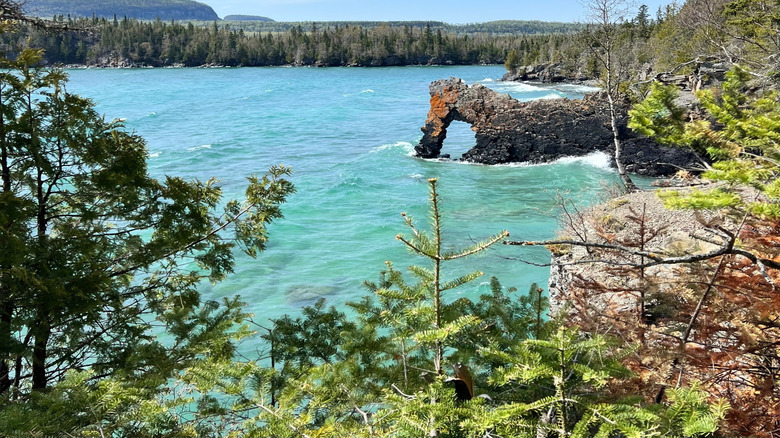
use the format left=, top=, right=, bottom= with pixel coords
left=59, top=62, right=503, bottom=70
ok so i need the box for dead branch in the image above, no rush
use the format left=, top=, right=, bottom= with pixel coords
left=504, top=234, right=780, bottom=272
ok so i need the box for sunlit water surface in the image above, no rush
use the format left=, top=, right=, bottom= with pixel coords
left=66, top=65, right=615, bottom=356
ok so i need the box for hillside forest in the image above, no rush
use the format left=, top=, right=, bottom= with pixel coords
left=0, top=0, right=779, bottom=437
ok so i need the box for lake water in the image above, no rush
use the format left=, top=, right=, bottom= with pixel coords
left=65, top=65, right=616, bottom=352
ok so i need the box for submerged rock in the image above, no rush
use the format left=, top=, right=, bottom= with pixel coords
left=415, top=77, right=704, bottom=176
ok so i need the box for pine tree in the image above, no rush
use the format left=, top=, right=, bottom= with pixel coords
left=630, top=66, right=780, bottom=217
left=0, top=48, right=294, bottom=409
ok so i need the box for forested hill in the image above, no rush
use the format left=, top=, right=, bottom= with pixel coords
left=222, top=15, right=275, bottom=22
left=23, top=0, right=220, bottom=21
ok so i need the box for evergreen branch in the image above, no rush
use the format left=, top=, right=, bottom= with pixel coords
left=396, top=234, right=433, bottom=258
left=443, top=230, right=509, bottom=261
left=257, top=403, right=314, bottom=438
left=440, top=271, right=484, bottom=292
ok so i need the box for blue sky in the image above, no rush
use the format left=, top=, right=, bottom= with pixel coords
left=208, top=0, right=677, bottom=23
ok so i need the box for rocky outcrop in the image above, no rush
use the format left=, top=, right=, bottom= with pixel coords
left=502, top=64, right=590, bottom=83
left=415, top=78, right=704, bottom=176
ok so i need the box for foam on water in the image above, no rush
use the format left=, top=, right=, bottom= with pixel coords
left=552, top=83, right=601, bottom=94
left=187, top=144, right=212, bottom=152
left=499, top=82, right=543, bottom=93
left=370, top=141, right=414, bottom=155
left=554, top=151, right=612, bottom=169
left=487, top=151, right=612, bottom=170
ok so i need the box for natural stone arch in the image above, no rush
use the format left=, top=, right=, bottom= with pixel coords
left=414, top=78, right=705, bottom=175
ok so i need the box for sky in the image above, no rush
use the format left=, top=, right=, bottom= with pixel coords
left=207, top=0, right=676, bottom=24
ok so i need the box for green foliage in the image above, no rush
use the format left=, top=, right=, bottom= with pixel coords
left=631, top=66, right=780, bottom=217
left=722, top=0, right=780, bottom=74
left=657, top=188, right=743, bottom=210
left=469, top=326, right=725, bottom=438
left=505, top=49, right=520, bottom=71
left=651, top=383, right=730, bottom=438
left=254, top=179, right=724, bottom=438
left=0, top=47, right=294, bottom=433
left=628, top=82, right=687, bottom=145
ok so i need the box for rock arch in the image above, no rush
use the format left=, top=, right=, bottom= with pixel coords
left=414, top=78, right=704, bottom=176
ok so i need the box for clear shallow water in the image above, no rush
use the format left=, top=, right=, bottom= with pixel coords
left=65, top=66, right=618, bottom=354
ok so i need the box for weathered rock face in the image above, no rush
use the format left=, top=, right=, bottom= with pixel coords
left=415, top=78, right=704, bottom=176
left=501, top=64, right=590, bottom=83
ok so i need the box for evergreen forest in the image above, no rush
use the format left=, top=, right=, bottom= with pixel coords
left=1, top=0, right=780, bottom=436
left=0, top=16, right=581, bottom=67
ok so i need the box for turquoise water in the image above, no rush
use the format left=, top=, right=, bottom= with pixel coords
left=65, top=66, right=615, bottom=351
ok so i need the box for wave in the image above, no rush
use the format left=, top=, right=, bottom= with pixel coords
left=553, top=151, right=612, bottom=169
left=187, top=144, right=212, bottom=152
left=431, top=151, right=613, bottom=170
left=148, top=152, right=161, bottom=158
left=552, top=84, right=601, bottom=94
left=370, top=141, right=415, bottom=156
left=360, top=89, right=375, bottom=94
left=478, top=78, right=495, bottom=83
left=500, top=82, right=543, bottom=93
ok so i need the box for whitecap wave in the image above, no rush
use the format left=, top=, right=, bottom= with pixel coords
left=485, top=151, right=612, bottom=170
left=501, top=82, right=543, bottom=93
left=538, top=93, right=564, bottom=100
left=148, top=112, right=158, bottom=117
left=360, top=89, right=375, bottom=94
left=187, top=144, right=212, bottom=152
left=149, top=152, right=161, bottom=158
left=554, top=151, right=612, bottom=169
left=370, top=141, right=414, bottom=155
left=478, top=78, right=495, bottom=83
left=553, top=84, right=601, bottom=94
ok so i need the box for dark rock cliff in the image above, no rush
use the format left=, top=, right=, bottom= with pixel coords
left=415, top=78, right=704, bottom=176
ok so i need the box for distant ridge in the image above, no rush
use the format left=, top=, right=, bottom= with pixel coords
left=24, top=0, right=220, bottom=21
left=223, top=15, right=274, bottom=22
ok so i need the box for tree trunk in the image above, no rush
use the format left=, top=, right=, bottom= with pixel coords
left=606, top=84, right=637, bottom=192
left=0, top=300, right=12, bottom=394
left=31, top=318, right=50, bottom=390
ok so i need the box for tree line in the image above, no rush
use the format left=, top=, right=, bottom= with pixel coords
left=0, top=15, right=578, bottom=67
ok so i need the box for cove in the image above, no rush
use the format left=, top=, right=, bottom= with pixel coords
left=65, top=65, right=625, bottom=356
